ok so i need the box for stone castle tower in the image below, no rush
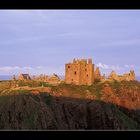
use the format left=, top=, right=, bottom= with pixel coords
left=65, top=58, right=94, bottom=85
left=94, top=67, right=101, bottom=80
left=18, top=73, right=31, bottom=81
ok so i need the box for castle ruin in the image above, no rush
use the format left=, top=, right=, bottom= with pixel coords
left=65, top=58, right=94, bottom=85
left=18, top=73, right=31, bottom=81
left=32, top=73, right=61, bottom=85
left=65, top=58, right=136, bottom=85
left=94, top=67, right=101, bottom=80
left=108, top=70, right=135, bottom=81
left=15, top=58, right=136, bottom=86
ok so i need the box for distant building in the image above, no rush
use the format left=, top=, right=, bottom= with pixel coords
left=65, top=58, right=136, bottom=85
left=48, top=73, right=61, bottom=85
left=65, top=58, right=94, bottom=85
left=18, top=74, right=31, bottom=81
left=32, top=74, right=49, bottom=82
left=108, top=70, right=135, bottom=81
left=94, top=67, right=101, bottom=80
left=32, top=73, right=61, bottom=85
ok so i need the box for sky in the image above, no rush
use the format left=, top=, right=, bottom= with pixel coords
left=0, top=10, right=140, bottom=76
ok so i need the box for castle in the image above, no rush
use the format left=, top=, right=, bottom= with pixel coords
left=65, top=58, right=136, bottom=85
left=108, top=70, right=135, bottom=81
left=65, top=58, right=94, bottom=85
left=12, top=58, right=136, bottom=86
left=32, top=73, right=61, bottom=85
left=18, top=74, right=31, bottom=81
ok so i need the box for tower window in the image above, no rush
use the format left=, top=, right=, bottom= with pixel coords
left=68, top=66, right=70, bottom=68
left=87, top=74, right=88, bottom=77
left=74, top=71, right=76, bottom=75
left=85, top=69, right=87, bottom=72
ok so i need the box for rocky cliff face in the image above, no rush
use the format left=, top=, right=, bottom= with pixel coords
left=0, top=80, right=140, bottom=130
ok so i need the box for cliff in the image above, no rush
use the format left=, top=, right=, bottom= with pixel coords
left=0, top=80, right=140, bottom=130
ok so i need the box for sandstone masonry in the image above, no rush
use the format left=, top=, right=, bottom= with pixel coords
left=65, top=58, right=94, bottom=85
left=65, top=58, right=136, bottom=85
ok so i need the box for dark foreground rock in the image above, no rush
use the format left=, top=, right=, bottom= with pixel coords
left=0, top=92, right=139, bottom=130
left=0, top=80, right=140, bottom=130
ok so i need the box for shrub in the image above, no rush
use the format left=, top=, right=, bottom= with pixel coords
left=110, top=80, right=121, bottom=89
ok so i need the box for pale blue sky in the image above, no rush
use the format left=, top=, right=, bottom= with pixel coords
left=0, top=10, right=140, bottom=76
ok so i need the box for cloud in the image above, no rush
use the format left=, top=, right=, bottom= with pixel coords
left=0, top=66, right=65, bottom=75
left=95, top=63, right=140, bottom=76
left=36, top=66, right=44, bottom=69
left=0, top=66, right=36, bottom=74
left=124, top=64, right=134, bottom=68
left=0, top=64, right=139, bottom=77
left=0, top=66, right=34, bottom=71
left=0, top=66, right=20, bottom=72
left=96, top=62, right=120, bottom=70
left=23, top=67, right=33, bottom=70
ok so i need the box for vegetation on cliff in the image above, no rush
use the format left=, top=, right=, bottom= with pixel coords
left=0, top=80, right=140, bottom=130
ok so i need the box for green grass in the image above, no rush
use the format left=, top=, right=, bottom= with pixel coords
left=94, top=89, right=102, bottom=99
left=10, top=89, right=31, bottom=95
left=55, top=82, right=104, bottom=99
left=17, top=80, right=53, bottom=88
left=87, top=82, right=103, bottom=99
left=39, top=82, right=53, bottom=87
left=109, top=80, right=121, bottom=89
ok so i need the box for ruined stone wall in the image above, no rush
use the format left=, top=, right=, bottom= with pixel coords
left=86, top=60, right=94, bottom=85
left=18, top=75, right=23, bottom=81
left=65, top=58, right=135, bottom=85
left=18, top=74, right=31, bottom=81
left=94, top=67, right=101, bottom=80
left=109, top=70, right=136, bottom=81
left=32, top=74, right=49, bottom=82
left=65, top=58, right=94, bottom=85
left=65, top=63, right=80, bottom=85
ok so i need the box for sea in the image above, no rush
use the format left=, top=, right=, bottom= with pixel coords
left=0, top=75, right=65, bottom=81
left=136, top=77, right=140, bottom=82
left=0, top=75, right=140, bottom=82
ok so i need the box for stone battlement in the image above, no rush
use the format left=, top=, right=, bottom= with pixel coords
left=65, top=58, right=136, bottom=85
left=13, top=58, right=136, bottom=86
left=108, top=70, right=135, bottom=81
left=65, top=58, right=94, bottom=85
left=68, top=58, right=92, bottom=65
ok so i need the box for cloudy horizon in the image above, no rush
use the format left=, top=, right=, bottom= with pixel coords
left=0, top=10, right=140, bottom=76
